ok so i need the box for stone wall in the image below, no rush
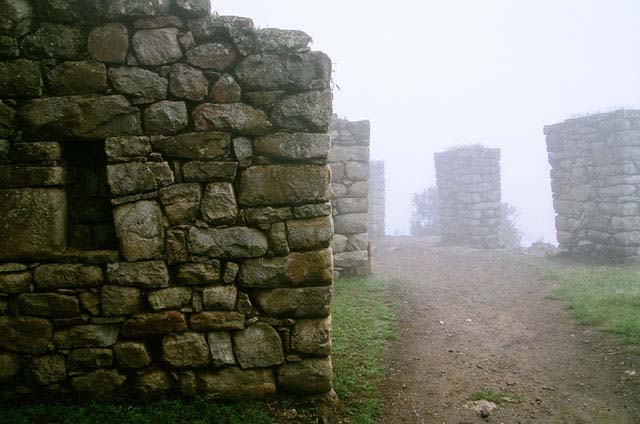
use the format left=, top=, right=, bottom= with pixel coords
left=434, top=146, right=501, bottom=248
left=0, top=0, right=334, bottom=400
left=328, top=116, right=370, bottom=277
left=368, top=160, right=385, bottom=237
left=545, top=110, right=640, bottom=259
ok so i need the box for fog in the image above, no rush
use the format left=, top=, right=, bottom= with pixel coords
left=216, top=0, right=640, bottom=244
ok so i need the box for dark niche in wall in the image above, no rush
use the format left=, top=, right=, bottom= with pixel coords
left=62, top=141, right=117, bottom=250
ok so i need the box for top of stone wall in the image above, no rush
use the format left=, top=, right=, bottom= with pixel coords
left=543, top=109, right=640, bottom=135
left=434, top=145, right=500, bottom=161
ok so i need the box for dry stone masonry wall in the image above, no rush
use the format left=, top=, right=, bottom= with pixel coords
left=545, top=110, right=640, bottom=259
left=434, top=146, right=501, bottom=248
left=328, top=116, right=370, bottom=277
left=368, top=160, right=385, bottom=237
left=0, top=0, right=335, bottom=401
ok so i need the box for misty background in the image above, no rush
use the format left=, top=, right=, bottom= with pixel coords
left=215, top=0, right=640, bottom=245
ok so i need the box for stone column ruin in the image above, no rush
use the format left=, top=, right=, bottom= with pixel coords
left=328, top=116, right=370, bottom=277
left=0, top=0, right=334, bottom=400
left=434, top=146, right=501, bottom=248
left=368, top=160, right=386, bottom=238
left=545, top=110, right=640, bottom=259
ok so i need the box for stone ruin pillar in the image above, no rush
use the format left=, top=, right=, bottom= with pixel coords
left=434, top=146, right=501, bottom=248
left=368, top=160, right=386, bottom=237
left=0, top=0, right=334, bottom=401
left=328, top=116, right=371, bottom=277
left=545, top=110, right=640, bottom=259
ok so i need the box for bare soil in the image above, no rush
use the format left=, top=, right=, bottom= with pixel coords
left=374, top=236, right=640, bottom=424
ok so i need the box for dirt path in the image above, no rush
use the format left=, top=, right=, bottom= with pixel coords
left=374, top=237, right=640, bottom=424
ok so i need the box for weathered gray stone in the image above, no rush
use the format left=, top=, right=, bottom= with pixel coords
left=186, top=42, right=236, bottom=71
left=243, top=207, right=294, bottom=226
left=201, top=183, right=238, bottom=225
left=256, top=29, right=311, bottom=53
left=121, top=311, right=187, bottom=337
left=136, top=369, right=172, bottom=397
left=109, top=67, right=168, bottom=99
left=223, top=262, right=240, bottom=285
left=239, top=249, right=332, bottom=289
left=0, top=0, right=33, bottom=37
left=107, top=261, right=169, bottom=288
left=286, top=216, right=333, bottom=251
left=239, top=165, right=331, bottom=206
left=107, top=161, right=173, bottom=197
left=101, top=285, right=143, bottom=315
left=107, top=0, right=170, bottom=18
left=0, top=188, right=66, bottom=261
left=53, top=325, right=118, bottom=349
left=269, top=222, right=290, bottom=257
left=198, top=367, right=276, bottom=399
left=0, top=165, right=66, bottom=188
left=12, top=142, right=62, bottom=162
left=166, top=230, right=189, bottom=264
left=0, top=353, right=20, bottom=381
left=272, top=90, right=332, bottom=132
left=35, top=0, right=104, bottom=24
left=328, top=145, right=369, bottom=162
left=152, top=132, right=231, bottom=160
left=294, top=202, right=332, bottom=218
left=162, top=332, right=209, bottom=367
left=20, top=95, right=141, bottom=140
left=0, top=316, right=52, bottom=354
left=336, top=198, right=368, bottom=214
left=88, top=23, right=128, bottom=63
left=233, top=137, right=252, bottom=161
left=47, top=61, right=107, bottom=95
left=236, top=52, right=330, bottom=91
left=277, top=357, right=332, bottom=394
left=159, top=183, right=201, bottom=225
left=207, top=332, right=235, bottom=366
left=105, top=136, right=152, bottom=159
left=148, top=287, right=192, bottom=310
left=35, top=264, right=103, bottom=289
left=145, top=100, right=188, bottom=134
left=0, top=271, right=30, bottom=294
left=347, top=233, right=369, bottom=251
left=255, top=132, right=330, bottom=160
left=188, top=227, right=268, bottom=258
left=203, top=285, right=237, bottom=310
left=133, top=28, right=182, bottom=66
left=193, top=103, right=272, bottom=135
left=188, top=15, right=255, bottom=54
left=344, top=161, right=369, bottom=181
left=113, top=200, right=165, bottom=261
left=30, top=354, right=66, bottom=385
left=68, top=348, right=113, bottom=369
left=114, top=342, right=151, bottom=369
left=71, top=369, right=126, bottom=398
left=333, top=213, right=368, bottom=235
left=212, top=74, right=241, bottom=103
left=333, top=250, right=368, bottom=269
left=291, top=317, right=331, bottom=356
left=17, top=293, right=79, bottom=317
left=175, top=0, right=210, bottom=17
left=244, top=91, right=285, bottom=109
left=233, top=322, right=284, bottom=369
left=182, top=161, right=238, bottom=183
left=177, top=261, right=221, bottom=285
left=190, top=311, right=244, bottom=331
left=0, top=59, right=42, bottom=97
left=255, top=286, right=332, bottom=318
left=169, top=63, right=208, bottom=101
left=21, top=24, right=83, bottom=59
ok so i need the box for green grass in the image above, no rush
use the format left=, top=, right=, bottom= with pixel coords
left=470, top=390, right=519, bottom=404
left=0, top=277, right=396, bottom=424
left=546, top=265, right=640, bottom=345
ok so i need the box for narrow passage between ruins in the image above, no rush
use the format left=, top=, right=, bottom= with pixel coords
left=374, top=237, right=640, bottom=424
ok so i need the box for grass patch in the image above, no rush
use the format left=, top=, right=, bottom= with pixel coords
left=546, top=265, right=640, bottom=345
left=0, top=277, right=396, bottom=424
left=470, top=390, right=519, bottom=404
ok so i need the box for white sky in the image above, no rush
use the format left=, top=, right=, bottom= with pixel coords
left=215, top=0, right=640, bottom=244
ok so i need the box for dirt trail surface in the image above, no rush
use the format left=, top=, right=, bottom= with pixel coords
left=374, top=237, right=640, bottom=424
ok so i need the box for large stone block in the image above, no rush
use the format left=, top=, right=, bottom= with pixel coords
left=198, top=367, right=276, bottom=399
left=53, top=325, right=119, bottom=349
left=0, top=0, right=33, bottom=38
left=201, top=183, right=237, bottom=225
left=136, top=369, right=172, bottom=397
left=277, top=357, right=332, bottom=395
left=286, top=216, right=333, bottom=251
left=108, top=66, right=167, bottom=99
left=0, top=165, right=66, bottom=188
left=101, top=285, right=143, bottom=315
left=186, top=42, right=236, bottom=71
left=177, top=262, right=221, bottom=285
left=34, top=264, right=103, bottom=289
left=0, top=271, right=31, bottom=294
left=0, top=353, right=20, bottom=381
left=114, top=342, right=151, bottom=369
left=16, top=293, right=79, bottom=317
left=162, top=332, right=209, bottom=367
left=203, top=285, right=237, bottom=310
left=148, top=287, right=192, bottom=310
left=333, top=213, right=368, bottom=235
left=271, top=90, right=333, bottom=132
left=0, top=188, right=66, bottom=261
left=169, top=63, right=208, bottom=101
left=159, top=183, right=201, bottom=225
left=255, top=286, right=332, bottom=318
left=107, top=161, right=173, bottom=197
left=255, top=28, right=312, bottom=52
left=254, top=132, right=330, bottom=160
left=193, top=103, right=272, bottom=135
left=291, top=317, right=332, bottom=356
left=0, top=316, right=52, bottom=354
left=0, top=59, right=43, bottom=97
left=47, top=61, right=107, bottom=96
left=236, top=52, right=330, bottom=91
left=238, top=165, right=331, bottom=206
left=132, top=28, right=182, bottom=66
left=232, top=322, right=284, bottom=369
left=21, top=23, right=83, bottom=60
left=113, top=200, right=165, bottom=261
left=207, top=332, right=236, bottom=366
left=239, top=248, right=332, bottom=288
left=188, top=226, right=268, bottom=258
left=106, top=0, right=170, bottom=18
left=182, top=161, right=238, bottom=183
left=88, top=23, right=128, bottom=63
left=152, top=132, right=231, bottom=160
left=105, top=136, right=152, bottom=159
left=145, top=101, right=188, bottom=134
left=71, top=369, right=126, bottom=398
left=190, top=311, right=244, bottom=331
left=121, top=311, right=187, bottom=337
left=68, top=348, right=113, bottom=370
left=106, top=261, right=169, bottom=288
